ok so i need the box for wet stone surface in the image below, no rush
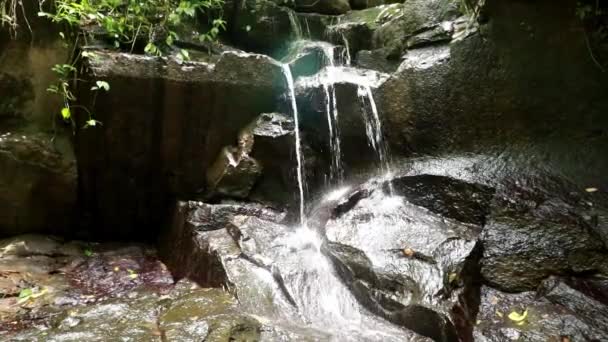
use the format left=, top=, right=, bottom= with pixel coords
left=473, top=277, right=608, bottom=341
left=0, top=235, right=267, bottom=341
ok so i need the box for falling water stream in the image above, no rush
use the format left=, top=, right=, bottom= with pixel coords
left=281, top=64, right=307, bottom=226
left=269, top=18, right=406, bottom=340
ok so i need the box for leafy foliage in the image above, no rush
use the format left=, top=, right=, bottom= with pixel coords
left=18, top=0, right=226, bottom=125
left=39, top=0, right=226, bottom=55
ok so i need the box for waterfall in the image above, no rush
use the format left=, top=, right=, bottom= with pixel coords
left=281, top=64, right=307, bottom=226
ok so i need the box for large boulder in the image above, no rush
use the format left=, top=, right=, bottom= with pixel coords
left=0, top=133, right=76, bottom=237
left=319, top=174, right=494, bottom=341
left=75, top=50, right=290, bottom=239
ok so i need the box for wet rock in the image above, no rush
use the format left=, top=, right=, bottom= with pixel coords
left=406, top=22, right=454, bottom=49
left=0, top=133, right=76, bottom=237
left=481, top=190, right=608, bottom=292
left=160, top=200, right=286, bottom=287
left=283, top=41, right=341, bottom=78
left=321, top=174, right=493, bottom=340
left=0, top=237, right=178, bottom=338
left=295, top=0, right=351, bottom=15
left=76, top=50, right=288, bottom=238
left=377, top=0, right=608, bottom=163
left=355, top=49, right=400, bottom=73
left=227, top=0, right=297, bottom=54
left=0, top=73, right=33, bottom=124
left=326, top=5, right=403, bottom=55
left=390, top=174, right=495, bottom=226
left=161, top=200, right=430, bottom=341
left=206, top=146, right=263, bottom=199
left=239, top=113, right=301, bottom=207
left=294, top=66, right=390, bottom=172
left=473, top=277, right=608, bottom=341
left=372, top=0, right=461, bottom=58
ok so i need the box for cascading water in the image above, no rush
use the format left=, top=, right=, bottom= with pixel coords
left=320, top=44, right=345, bottom=182
left=358, top=85, right=393, bottom=182
left=281, top=64, right=307, bottom=226
left=264, top=22, right=408, bottom=341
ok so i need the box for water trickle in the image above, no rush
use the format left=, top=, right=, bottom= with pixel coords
left=341, top=34, right=352, bottom=66
left=358, top=85, right=394, bottom=189
left=281, top=64, right=307, bottom=225
left=288, top=11, right=303, bottom=39
left=318, top=45, right=345, bottom=182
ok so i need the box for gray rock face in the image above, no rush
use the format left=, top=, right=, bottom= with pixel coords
left=376, top=0, right=608, bottom=161
left=295, top=0, right=351, bottom=15
left=473, top=277, right=608, bottom=341
left=0, top=133, right=76, bottom=237
left=76, top=51, right=288, bottom=238
left=371, top=0, right=461, bottom=58
left=283, top=41, right=341, bottom=78
left=481, top=189, right=608, bottom=292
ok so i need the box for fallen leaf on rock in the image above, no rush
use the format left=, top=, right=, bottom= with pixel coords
left=508, top=309, right=528, bottom=323
left=448, top=273, right=458, bottom=283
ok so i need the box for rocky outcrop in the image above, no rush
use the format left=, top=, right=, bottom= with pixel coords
left=0, top=133, right=76, bottom=237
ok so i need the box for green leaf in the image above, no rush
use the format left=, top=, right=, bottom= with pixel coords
left=180, top=49, right=190, bottom=61
left=61, top=107, right=71, bottom=120
left=18, top=288, right=33, bottom=299
left=84, top=248, right=93, bottom=257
